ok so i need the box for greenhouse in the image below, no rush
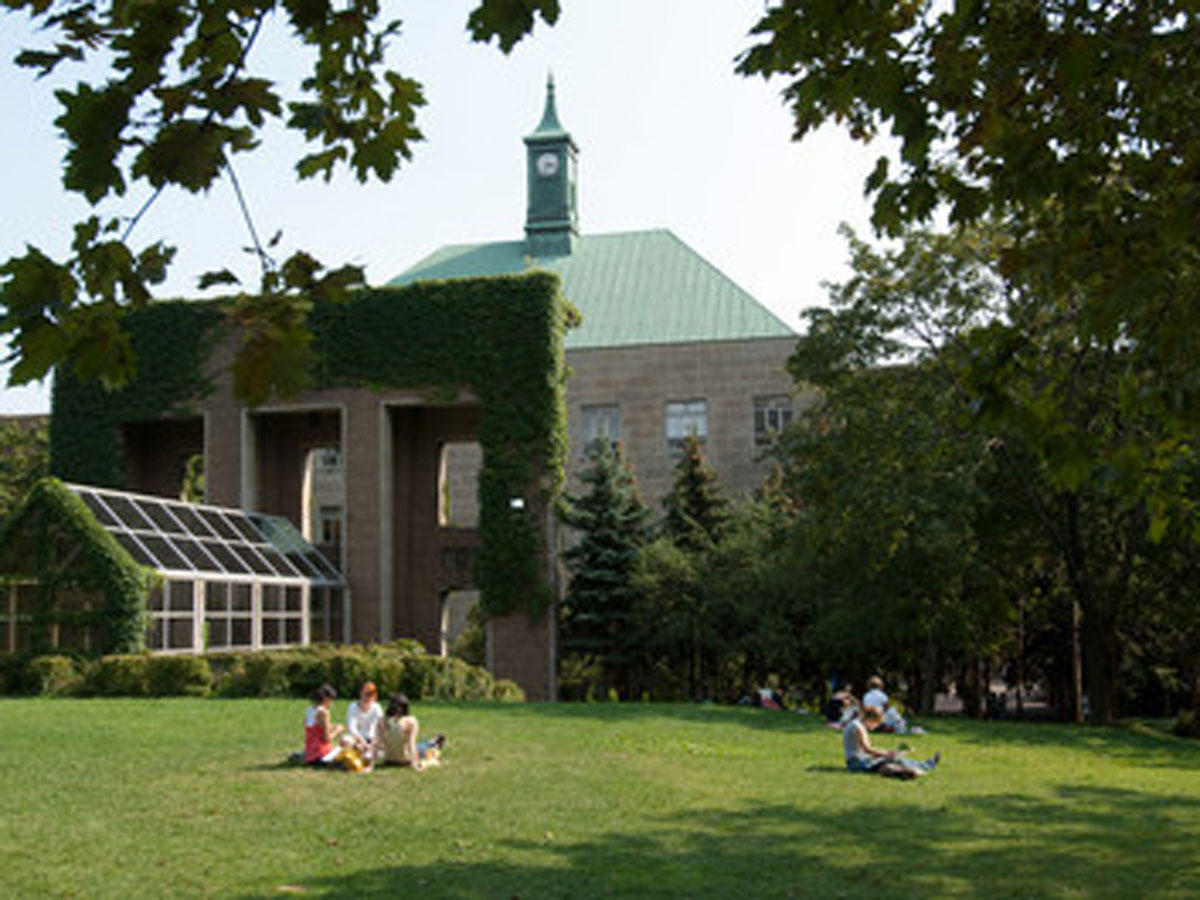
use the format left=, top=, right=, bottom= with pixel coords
left=0, top=478, right=347, bottom=656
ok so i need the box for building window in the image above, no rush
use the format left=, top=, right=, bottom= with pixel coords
left=318, top=505, right=343, bottom=546
left=314, top=448, right=342, bottom=471
left=754, top=395, right=793, bottom=444
left=666, top=400, right=707, bottom=454
left=580, top=404, right=621, bottom=454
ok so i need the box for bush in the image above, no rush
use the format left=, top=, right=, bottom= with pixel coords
left=214, top=652, right=292, bottom=697
left=492, top=679, right=525, bottom=702
left=147, top=655, right=212, bottom=697
left=5, top=640, right=524, bottom=701
left=28, top=655, right=82, bottom=696
left=82, top=655, right=151, bottom=696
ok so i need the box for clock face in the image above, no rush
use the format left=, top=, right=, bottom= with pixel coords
left=536, top=152, right=559, bottom=177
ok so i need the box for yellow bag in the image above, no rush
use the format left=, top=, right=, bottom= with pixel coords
left=341, top=743, right=366, bottom=773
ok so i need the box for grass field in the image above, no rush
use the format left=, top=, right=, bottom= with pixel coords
left=1, top=699, right=1198, bottom=898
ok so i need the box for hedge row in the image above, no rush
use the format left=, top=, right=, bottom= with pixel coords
left=0, top=640, right=524, bottom=702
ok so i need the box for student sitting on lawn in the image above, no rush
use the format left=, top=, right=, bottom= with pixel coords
left=346, top=681, right=384, bottom=761
left=378, top=693, right=446, bottom=771
left=304, top=684, right=347, bottom=767
left=843, top=705, right=939, bottom=779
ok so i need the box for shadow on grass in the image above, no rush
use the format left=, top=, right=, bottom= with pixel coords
left=240, top=783, right=1200, bottom=899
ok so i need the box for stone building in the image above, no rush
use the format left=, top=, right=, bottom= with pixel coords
left=42, top=80, right=799, bottom=701
left=389, top=78, right=798, bottom=512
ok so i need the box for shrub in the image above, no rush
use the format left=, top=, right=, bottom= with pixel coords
left=146, top=655, right=212, bottom=697
left=214, top=653, right=291, bottom=697
left=492, top=679, right=526, bottom=702
left=83, top=655, right=151, bottom=696
left=5, top=640, right=524, bottom=701
left=28, top=655, right=82, bottom=696
left=326, top=648, right=374, bottom=698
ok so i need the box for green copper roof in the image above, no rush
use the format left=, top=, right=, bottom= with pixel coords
left=387, top=229, right=796, bottom=350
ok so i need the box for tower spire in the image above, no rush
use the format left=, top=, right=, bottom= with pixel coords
left=524, top=75, right=579, bottom=257
left=533, top=72, right=565, bottom=136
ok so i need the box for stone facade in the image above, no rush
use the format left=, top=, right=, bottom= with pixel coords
left=564, top=337, right=797, bottom=505
left=96, top=81, right=804, bottom=701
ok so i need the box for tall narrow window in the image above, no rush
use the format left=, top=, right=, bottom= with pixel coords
left=666, top=400, right=707, bottom=454
left=754, top=395, right=793, bottom=444
left=318, top=505, right=343, bottom=546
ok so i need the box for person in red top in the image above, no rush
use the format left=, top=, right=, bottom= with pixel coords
left=304, top=684, right=345, bottom=766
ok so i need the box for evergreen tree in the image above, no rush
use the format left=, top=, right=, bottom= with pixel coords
left=662, top=434, right=728, bottom=552
left=560, top=439, right=649, bottom=697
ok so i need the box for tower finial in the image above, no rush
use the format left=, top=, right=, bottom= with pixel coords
left=533, top=71, right=564, bottom=135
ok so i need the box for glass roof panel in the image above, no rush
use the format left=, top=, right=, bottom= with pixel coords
left=78, top=491, right=119, bottom=528
left=169, top=504, right=215, bottom=538
left=141, top=501, right=183, bottom=535
left=228, top=543, right=276, bottom=576
left=203, top=540, right=252, bottom=575
left=257, top=546, right=301, bottom=578
left=112, top=532, right=158, bottom=568
left=227, top=514, right=264, bottom=543
left=103, top=494, right=156, bottom=531
left=139, top=535, right=191, bottom=572
left=65, top=484, right=345, bottom=586
left=173, top=536, right=218, bottom=571
left=199, top=510, right=240, bottom=541
left=284, top=550, right=321, bottom=579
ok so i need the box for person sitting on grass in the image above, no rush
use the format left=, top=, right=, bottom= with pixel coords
left=302, top=683, right=373, bottom=772
left=843, top=705, right=940, bottom=779
left=378, top=693, right=446, bottom=771
left=304, top=684, right=346, bottom=768
left=346, top=681, right=384, bottom=762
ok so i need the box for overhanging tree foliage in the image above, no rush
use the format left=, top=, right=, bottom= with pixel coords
left=739, top=1, right=1200, bottom=529
left=0, top=0, right=560, bottom=404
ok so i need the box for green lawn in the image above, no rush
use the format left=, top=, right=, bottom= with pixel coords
left=1, top=699, right=1198, bottom=898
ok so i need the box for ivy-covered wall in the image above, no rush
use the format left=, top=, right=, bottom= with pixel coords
left=0, top=477, right=157, bottom=654
left=50, top=301, right=226, bottom=486
left=50, top=272, right=575, bottom=617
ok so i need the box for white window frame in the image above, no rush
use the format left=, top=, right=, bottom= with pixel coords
left=666, top=399, right=708, bottom=454
left=580, top=404, right=622, bottom=454
left=754, top=395, right=794, bottom=444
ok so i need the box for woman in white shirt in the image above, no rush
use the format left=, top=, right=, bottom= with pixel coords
left=346, top=681, right=384, bottom=760
left=862, top=676, right=889, bottom=711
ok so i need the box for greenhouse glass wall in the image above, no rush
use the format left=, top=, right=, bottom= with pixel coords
left=0, top=481, right=347, bottom=655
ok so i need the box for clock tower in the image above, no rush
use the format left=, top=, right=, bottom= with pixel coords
left=524, top=75, right=579, bottom=258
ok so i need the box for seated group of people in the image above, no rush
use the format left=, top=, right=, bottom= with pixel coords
left=826, top=676, right=923, bottom=734
left=834, top=676, right=940, bottom=779
left=303, top=681, right=445, bottom=773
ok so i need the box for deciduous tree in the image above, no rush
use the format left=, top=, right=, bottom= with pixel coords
left=739, top=1, right=1200, bottom=526
left=0, top=0, right=559, bottom=404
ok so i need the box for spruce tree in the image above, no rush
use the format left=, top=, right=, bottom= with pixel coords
left=662, top=434, right=728, bottom=552
left=560, top=439, right=649, bottom=697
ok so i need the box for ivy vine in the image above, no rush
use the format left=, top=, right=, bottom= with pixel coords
left=50, top=272, right=574, bottom=620
left=0, top=477, right=157, bottom=654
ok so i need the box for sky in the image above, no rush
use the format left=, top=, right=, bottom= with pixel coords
left=0, top=0, right=891, bottom=415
